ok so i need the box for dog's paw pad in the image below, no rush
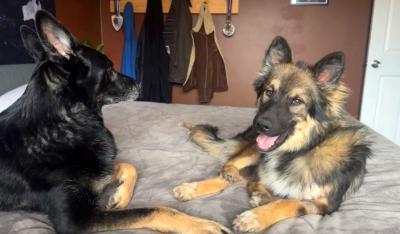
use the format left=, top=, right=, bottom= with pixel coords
left=249, top=192, right=271, bottom=207
left=173, top=183, right=198, bottom=201
left=106, top=182, right=132, bottom=210
left=221, top=165, right=241, bottom=184
left=233, top=210, right=262, bottom=233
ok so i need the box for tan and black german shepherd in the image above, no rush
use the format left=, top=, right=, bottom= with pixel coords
left=173, top=36, right=371, bottom=233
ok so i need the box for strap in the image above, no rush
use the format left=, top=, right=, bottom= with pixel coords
left=192, top=2, right=215, bottom=34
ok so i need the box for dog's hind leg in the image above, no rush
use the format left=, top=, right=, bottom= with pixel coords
left=45, top=181, right=100, bottom=234
left=0, top=169, right=46, bottom=212
left=183, top=123, right=255, bottom=157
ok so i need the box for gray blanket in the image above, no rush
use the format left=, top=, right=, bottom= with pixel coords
left=1, top=102, right=399, bottom=234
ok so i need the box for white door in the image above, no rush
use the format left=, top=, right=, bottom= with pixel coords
left=360, top=0, right=400, bottom=145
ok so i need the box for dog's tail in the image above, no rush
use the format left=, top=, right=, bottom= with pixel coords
left=181, top=122, right=252, bottom=157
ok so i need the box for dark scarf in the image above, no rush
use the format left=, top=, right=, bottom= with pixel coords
left=137, top=0, right=171, bottom=103
left=163, top=0, right=193, bottom=84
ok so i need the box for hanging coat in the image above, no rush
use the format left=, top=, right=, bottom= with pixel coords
left=136, top=0, right=171, bottom=103
left=183, top=2, right=228, bottom=104
left=121, top=2, right=137, bottom=79
left=163, top=0, right=193, bottom=84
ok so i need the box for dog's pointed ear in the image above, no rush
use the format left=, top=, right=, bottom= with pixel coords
left=263, top=36, right=292, bottom=68
left=255, top=36, right=292, bottom=97
left=35, top=10, right=78, bottom=61
left=313, top=52, right=345, bottom=90
left=20, top=25, right=44, bottom=61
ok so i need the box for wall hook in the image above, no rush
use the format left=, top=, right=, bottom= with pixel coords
left=111, top=0, right=123, bottom=31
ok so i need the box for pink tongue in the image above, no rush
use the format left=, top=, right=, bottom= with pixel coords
left=256, top=135, right=279, bottom=151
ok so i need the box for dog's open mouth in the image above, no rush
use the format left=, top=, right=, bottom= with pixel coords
left=256, top=129, right=291, bottom=152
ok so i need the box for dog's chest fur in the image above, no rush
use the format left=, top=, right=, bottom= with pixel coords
left=258, top=153, right=325, bottom=200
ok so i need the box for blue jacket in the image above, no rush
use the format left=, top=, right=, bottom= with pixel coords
left=121, top=2, right=137, bottom=79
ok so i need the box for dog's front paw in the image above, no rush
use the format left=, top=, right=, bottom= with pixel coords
left=233, top=210, right=263, bottom=233
left=106, top=163, right=137, bottom=210
left=249, top=192, right=271, bottom=207
left=185, top=218, right=232, bottom=234
left=106, top=181, right=133, bottom=210
left=173, top=182, right=199, bottom=201
left=221, top=165, right=242, bottom=184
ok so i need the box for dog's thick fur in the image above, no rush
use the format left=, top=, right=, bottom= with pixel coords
left=174, top=36, right=371, bottom=233
left=0, top=10, right=230, bottom=234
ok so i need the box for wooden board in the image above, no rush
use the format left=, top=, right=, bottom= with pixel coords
left=110, top=0, right=239, bottom=14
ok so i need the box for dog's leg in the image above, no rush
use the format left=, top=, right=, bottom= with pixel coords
left=173, top=176, right=231, bottom=201
left=106, top=163, right=137, bottom=210
left=173, top=125, right=258, bottom=201
left=221, top=146, right=259, bottom=183
left=246, top=181, right=273, bottom=207
left=47, top=182, right=231, bottom=234
left=233, top=199, right=327, bottom=233
left=0, top=169, right=46, bottom=212
left=90, top=207, right=231, bottom=234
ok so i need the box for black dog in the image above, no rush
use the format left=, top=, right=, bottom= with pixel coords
left=0, top=10, right=229, bottom=234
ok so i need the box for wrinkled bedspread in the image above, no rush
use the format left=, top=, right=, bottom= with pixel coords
left=1, top=101, right=399, bottom=234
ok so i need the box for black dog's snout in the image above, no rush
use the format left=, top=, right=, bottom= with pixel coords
left=255, top=118, right=272, bottom=133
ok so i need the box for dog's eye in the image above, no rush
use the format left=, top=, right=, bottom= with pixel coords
left=291, top=97, right=304, bottom=105
left=265, top=88, right=274, bottom=97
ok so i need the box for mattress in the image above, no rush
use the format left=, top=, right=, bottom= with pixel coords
left=0, top=100, right=399, bottom=234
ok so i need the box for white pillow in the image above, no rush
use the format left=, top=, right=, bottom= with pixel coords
left=0, top=84, right=27, bottom=113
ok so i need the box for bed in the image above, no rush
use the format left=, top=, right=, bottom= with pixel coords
left=0, top=86, right=400, bottom=234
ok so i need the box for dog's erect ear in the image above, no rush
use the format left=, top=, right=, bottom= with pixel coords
left=35, top=10, right=78, bottom=61
left=313, top=52, right=345, bottom=90
left=20, top=26, right=44, bottom=61
left=255, top=36, right=292, bottom=97
left=263, top=36, right=292, bottom=68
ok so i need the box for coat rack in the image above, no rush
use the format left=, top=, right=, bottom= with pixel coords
left=109, top=0, right=239, bottom=14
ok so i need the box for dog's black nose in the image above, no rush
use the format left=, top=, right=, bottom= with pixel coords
left=256, top=118, right=272, bottom=132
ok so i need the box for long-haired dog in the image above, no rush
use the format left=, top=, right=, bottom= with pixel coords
left=173, top=36, right=371, bottom=233
left=0, top=10, right=230, bottom=234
